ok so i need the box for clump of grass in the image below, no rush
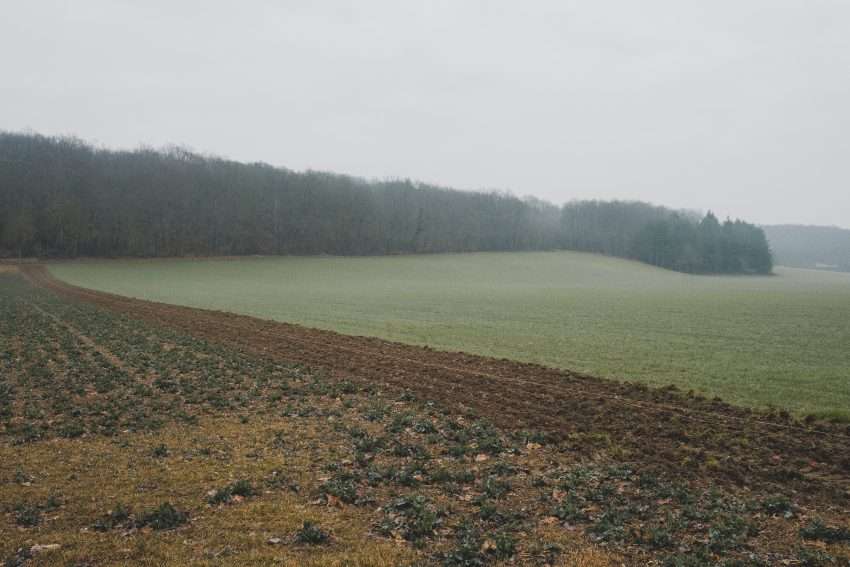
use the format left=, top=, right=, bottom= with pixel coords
left=294, top=521, right=330, bottom=545
left=151, top=443, right=169, bottom=458
left=44, top=493, right=63, bottom=511
left=14, top=504, right=42, bottom=527
left=761, top=495, right=795, bottom=518
left=491, top=531, right=517, bottom=559
left=93, top=503, right=133, bottom=532
left=376, top=494, right=441, bottom=546
left=207, top=479, right=257, bottom=505
left=13, top=467, right=33, bottom=485
left=3, top=547, right=33, bottom=567
left=707, top=514, right=756, bottom=552
left=362, top=401, right=388, bottom=421
left=136, top=502, right=188, bottom=530
left=440, top=522, right=485, bottom=566
left=391, top=441, right=429, bottom=459
left=352, top=433, right=384, bottom=454
left=552, top=496, right=588, bottom=524
left=320, top=472, right=361, bottom=505
left=58, top=419, right=86, bottom=438
left=470, top=421, right=505, bottom=455
left=479, top=476, right=511, bottom=500
left=800, top=519, right=850, bottom=543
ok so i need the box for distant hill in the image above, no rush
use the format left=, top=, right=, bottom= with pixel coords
left=763, top=225, right=850, bottom=272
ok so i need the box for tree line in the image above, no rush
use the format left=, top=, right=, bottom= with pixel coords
left=561, top=201, right=773, bottom=274
left=0, top=132, right=771, bottom=274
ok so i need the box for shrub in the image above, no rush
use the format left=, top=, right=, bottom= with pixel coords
left=136, top=502, right=188, bottom=530
left=295, top=521, right=329, bottom=545
left=377, top=494, right=441, bottom=545
left=207, top=479, right=257, bottom=505
left=320, top=472, right=360, bottom=504
left=800, top=519, right=850, bottom=543
left=93, top=504, right=132, bottom=532
left=14, top=504, right=41, bottom=527
left=151, top=443, right=169, bottom=458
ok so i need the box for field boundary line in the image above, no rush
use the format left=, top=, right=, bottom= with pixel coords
left=22, top=264, right=850, bottom=444
left=258, top=326, right=850, bottom=443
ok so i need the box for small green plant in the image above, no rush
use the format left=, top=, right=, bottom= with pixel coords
left=363, top=401, right=388, bottom=421
left=800, top=519, right=850, bottom=543
left=295, top=521, right=330, bottom=545
left=441, top=522, right=485, bottom=566
left=14, top=504, right=41, bottom=527
left=761, top=495, right=795, bottom=518
left=151, top=443, right=169, bottom=458
left=13, top=467, right=33, bottom=485
left=552, top=497, right=587, bottom=523
left=136, top=502, right=188, bottom=530
left=320, top=472, right=361, bottom=504
left=58, top=419, right=85, bottom=438
left=411, top=419, right=437, bottom=434
left=492, top=531, right=517, bottom=559
left=44, top=493, right=63, bottom=511
left=93, top=503, right=133, bottom=532
left=707, top=515, right=754, bottom=552
left=377, top=494, right=441, bottom=546
left=480, top=476, right=511, bottom=500
left=207, top=479, right=257, bottom=504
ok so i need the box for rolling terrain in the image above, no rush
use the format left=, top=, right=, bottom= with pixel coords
left=1, top=265, right=849, bottom=565
left=51, top=252, right=850, bottom=419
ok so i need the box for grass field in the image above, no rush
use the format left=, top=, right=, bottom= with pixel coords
left=50, top=251, right=850, bottom=419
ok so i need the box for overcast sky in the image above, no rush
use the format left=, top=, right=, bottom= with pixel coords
left=2, top=1, right=848, bottom=227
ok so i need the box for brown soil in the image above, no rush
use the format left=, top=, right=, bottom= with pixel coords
left=21, top=265, right=850, bottom=508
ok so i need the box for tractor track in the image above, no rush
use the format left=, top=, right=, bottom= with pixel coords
left=21, top=264, right=850, bottom=506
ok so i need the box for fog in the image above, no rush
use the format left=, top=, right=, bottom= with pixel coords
left=1, top=1, right=848, bottom=227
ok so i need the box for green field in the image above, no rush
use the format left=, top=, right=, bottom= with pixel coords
left=50, top=252, right=850, bottom=419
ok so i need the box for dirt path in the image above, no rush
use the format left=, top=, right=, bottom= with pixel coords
left=21, top=265, right=850, bottom=507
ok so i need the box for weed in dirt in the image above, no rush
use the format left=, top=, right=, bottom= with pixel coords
left=800, top=519, right=850, bottom=543
left=363, top=402, right=388, bottom=422
left=12, top=468, right=32, bottom=485
left=320, top=472, right=362, bottom=505
left=93, top=504, right=133, bottom=532
left=391, top=441, right=430, bottom=460
left=761, top=495, right=796, bottom=518
left=3, top=547, right=33, bottom=567
left=708, top=515, right=756, bottom=552
left=552, top=496, right=588, bottom=524
left=136, top=502, right=188, bottom=530
left=440, top=523, right=485, bottom=567
left=13, top=504, right=41, bottom=527
left=377, top=494, right=442, bottom=546
left=207, top=479, right=257, bottom=505
left=151, top=443, right=169, bottom=458
left=294, top=521, right=330, bottom=545
left=479, top=476, right=511, bottom=500
left=795, top=548, right=837, bottom=566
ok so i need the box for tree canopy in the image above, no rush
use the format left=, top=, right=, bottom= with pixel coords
left=0, top=132, right=771, bottom=274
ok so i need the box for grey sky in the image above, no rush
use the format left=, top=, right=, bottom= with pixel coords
left=2, top=1, right=849, bottom=227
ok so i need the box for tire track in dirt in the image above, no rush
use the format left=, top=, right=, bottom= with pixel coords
left=26, top=300, right=131, bottom=375
left=21, top=264, right=850, bottom=506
